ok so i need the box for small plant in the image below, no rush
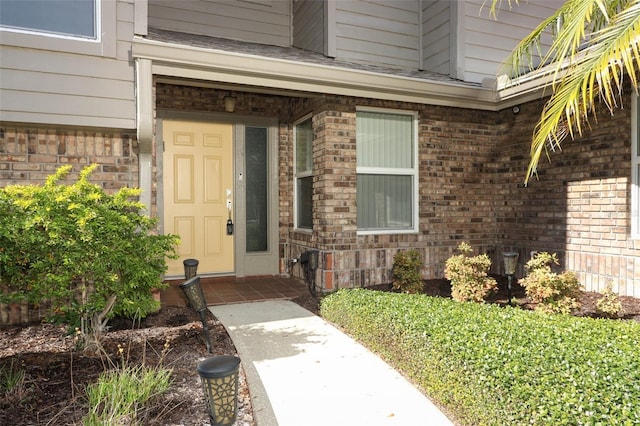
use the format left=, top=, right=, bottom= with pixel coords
left=84, top=364, right=172, bottom=425
left=596, top=281, right=624, bottom=318
left=444, top=242, right=497, bottom=303
left=391, top=249, right=424, bottom=294
left=83, top=341, right=173, bottom=425
left=0, top=359, right=27, bottom=403
left=519, top=252, right=582, bottom=314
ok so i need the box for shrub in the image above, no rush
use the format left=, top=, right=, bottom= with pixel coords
left=596, top=281, right=625, bottom=318
left=321, top=289, right=640, bottom=425
left=444, top=242, right=497, bottom=303
left=519, top=252, right=581, bottom=314
left=391, top=249, right=424, bottom=294
left=0, top=165, right=179, bottom=350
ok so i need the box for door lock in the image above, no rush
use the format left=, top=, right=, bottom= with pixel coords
left=226, top=200, right=233, bottom=235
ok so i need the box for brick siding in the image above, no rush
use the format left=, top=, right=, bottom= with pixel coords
left=493, top=98, right=640, bottom=296
left=0, top=126, right=138, bottom=190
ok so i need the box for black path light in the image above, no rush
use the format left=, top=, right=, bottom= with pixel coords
left=183, top=258, right=199, bottom=279
left=502, top=252, right=519, bottom=305
left=198, top=355, right=241, bottom=426
left=179, top=274, right=213, bottom=353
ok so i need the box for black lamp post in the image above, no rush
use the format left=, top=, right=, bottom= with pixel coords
left=502, top=252, right=519, bottom=305
left=179, top=275, right=212, bottom=353
left=198, top=355, right=241, bottom=426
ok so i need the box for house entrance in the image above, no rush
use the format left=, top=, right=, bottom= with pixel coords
left=163, top=120, right=234, bottom=276
left=162, top=118, right=279, bottom=278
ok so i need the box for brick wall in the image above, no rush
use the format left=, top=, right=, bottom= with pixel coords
left=282, top=97, right=504, bottom=290
left=0, top=126, right=138, bottom=190
left=492, top=98, right=640, bottom=297
left=282, top=95, right=639, bottom=296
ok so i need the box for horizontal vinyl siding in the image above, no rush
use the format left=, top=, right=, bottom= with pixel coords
left=148, top=0, right=290, bottom=46
left=461, top=0, right=561, bottom=84
left=422, top=0, right=450, bottom=75
left=335, top=0, right=420, bottom=69
left=293, top=0, right=325, bottom=54
left=0, top=0, right=135, bottom=129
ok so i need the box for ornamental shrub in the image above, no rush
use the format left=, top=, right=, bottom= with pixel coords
left=596, top=281, right=625, bottom=318
left=0, top=165, right=179, bottom=350
left=391, top=249, right=424, bottom=294
left=519, top=252, right=581, bottom=314
left=444, top=242, right=497, bottom=303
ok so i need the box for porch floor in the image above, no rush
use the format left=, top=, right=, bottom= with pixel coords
left=161, top=275, right=309, bottom=307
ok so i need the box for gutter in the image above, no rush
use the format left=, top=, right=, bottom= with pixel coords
left=132, top=36, right=502, bottom=111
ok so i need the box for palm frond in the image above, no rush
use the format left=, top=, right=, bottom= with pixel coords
left=504, top=0, right=610, bottom=80
left=526, top=1, right=640, bottom=182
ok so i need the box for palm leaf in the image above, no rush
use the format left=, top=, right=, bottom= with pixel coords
left=527, top=1, right=640, bottom=182
left=491, top=0, right=640, bottom=183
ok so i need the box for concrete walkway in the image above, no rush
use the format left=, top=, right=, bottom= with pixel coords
left=209, top=300, right=454, bottom=426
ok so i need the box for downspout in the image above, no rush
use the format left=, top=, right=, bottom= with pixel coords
left=136, top=58, right=153, bottom=216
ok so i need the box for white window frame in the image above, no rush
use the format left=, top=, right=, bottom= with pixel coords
left=356, top=106, right=419, bottom=235
left=0, top=0, right=116, bottom=57
left=294, top=114, right=314, bottom=231
left=632, top=94, right=640, bottom=239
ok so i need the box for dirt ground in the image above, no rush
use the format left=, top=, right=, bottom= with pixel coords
left=0, top=307, right=254, bottom=426
left=1, top=278, right=638, bottom=425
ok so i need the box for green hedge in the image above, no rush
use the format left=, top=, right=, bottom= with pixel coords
left=320, top=289, right=640, bottom=426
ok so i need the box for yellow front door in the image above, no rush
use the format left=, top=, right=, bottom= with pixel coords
left=163, top=120, right=234, bottom=276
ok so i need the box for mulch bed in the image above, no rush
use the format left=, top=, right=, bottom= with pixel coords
left=0, top=307, right=254, bottom=426
left=1, top=277, right=638, bottom=425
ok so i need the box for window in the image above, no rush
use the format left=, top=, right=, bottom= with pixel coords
left=295, top=116, right=313, bottom=230
left=245, top=127, right=269, bottom=252
left=356, top=108, right=418, bottom=233
left=0, top=0, right=114, bottom=57
left=0, top=0, right=97, bottom=39
left=632, top=95, right=640, bottom=238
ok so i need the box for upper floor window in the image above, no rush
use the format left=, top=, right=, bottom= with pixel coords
left=632, top=95, right=640, bottom=238
left=356, top=108, right=418, bottom=233
left=0, top=0, right=114, bottom=57
left=295, top=116, right=313, bottom=230
left=0, top=0, right=97, bottom=40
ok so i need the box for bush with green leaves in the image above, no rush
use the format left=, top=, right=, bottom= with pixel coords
left=519, top=252, right=581, bottom=314
left=444, top=242, right=497, bottom=303
left=596, top=281, right=625, bottom=318
left=391, top=249, right=424, bottom=294
left=321, top=289, right=640, bottom=425
left=0, top=165, right=179, bottom=349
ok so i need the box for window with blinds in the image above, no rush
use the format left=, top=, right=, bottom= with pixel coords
left=356, top=109, right=418, bottom=233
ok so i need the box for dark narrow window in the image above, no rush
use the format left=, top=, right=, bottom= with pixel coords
left=295, top=116, right=313, bottom=230
left=245, top=127, right=268, bottom=252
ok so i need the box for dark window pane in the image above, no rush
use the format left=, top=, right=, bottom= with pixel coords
left=297, top=176, right=313, bottom=229
left=245, top=127, right=268, bottom=252
left=357, top=174, right=412, bottom=230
